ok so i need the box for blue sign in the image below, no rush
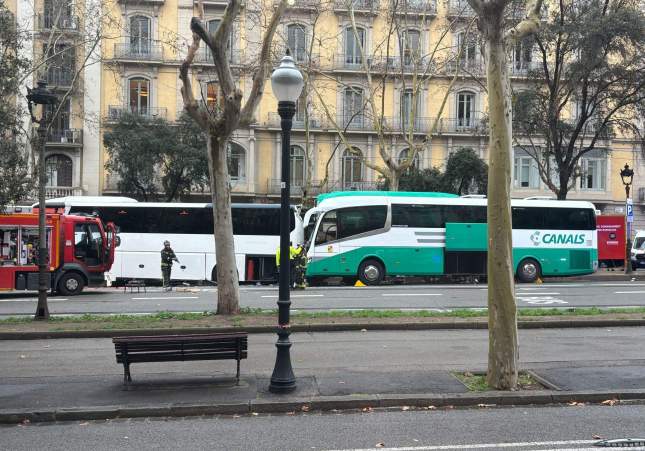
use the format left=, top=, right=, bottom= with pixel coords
left=627, top=199, right=633, bottom=223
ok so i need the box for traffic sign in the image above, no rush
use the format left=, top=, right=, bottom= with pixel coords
left=627, top=199, right=633, bottom=223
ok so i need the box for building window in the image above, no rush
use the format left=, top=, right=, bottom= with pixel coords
left=400, top=89, right=418, bottom=129
left=295, top=94, right=307, bottom=124
left=514, top=37, right=533, bottom=70
left=343, top=87, right=364, bottom=128
left=290, top=145, right=306, bottom=187
left=513, top=150, right=540, bottom=189
left=457, top=91, right=475, bottom=127
left=400, top=29, right=420, bottom=66
left=344, top=26, right=365, bottom=65
left=128, top=77, right=150, bottom=114
left=456, top=32, right=477, bottom=67
left=205, top=81, right=221, bottom=111
left=129, top=16, right=151, bottom=55
left=342, top=147, right=364, bottom=188
left=287, top=24, right=307, bottom=63
left=398, top=148, right=419, bottom=170
left=45, top=154, right=73, bottom=187
left=580, top=155, right=607, bottom=190
left=207, top=19, right=234, bottom=60
left=228, top=142, right=246, bottom=181
left=44, top=0, right=73, bottom=28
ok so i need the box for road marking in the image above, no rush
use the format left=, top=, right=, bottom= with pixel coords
left=385, top=293, right=443, bottom=297
left=0, top=298, right=69, bottom=302
left=516, top=296, right=568, bottom=305
left=261, top=294, right=324, bottom=298
left=327, top=439, right=599, bottom=451
left=131, top=296, right=199, bottom=300
left=517, top=292, right=561, bottom=295
left=614, top=291, right=645, bottom=294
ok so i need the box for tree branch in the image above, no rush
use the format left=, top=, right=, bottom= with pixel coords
left=504, top=0, right=544, bottom=43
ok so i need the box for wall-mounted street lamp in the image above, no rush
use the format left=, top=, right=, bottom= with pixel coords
left=26, top=81, right=58, bottom=320
left=619, top=163, right=634, bottom=274
left=268, top=52, right=304, bottom=393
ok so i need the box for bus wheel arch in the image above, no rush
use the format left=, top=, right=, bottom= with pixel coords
left=57, top=271, right=86, bottom=296
left=516, top=258, right=542, bottom=283
left=358, top=258, right=386, bottom=285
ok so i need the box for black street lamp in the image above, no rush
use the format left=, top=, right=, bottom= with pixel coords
left=26, top=81, right=58, bottom=320
left=620, top=163, right=634, bottom=274
left=269, top=52, right=304, bottom=393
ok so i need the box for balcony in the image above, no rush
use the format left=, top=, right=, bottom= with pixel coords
left=46, top=187, right=83, bottom=198
left=106, top=106, right=168, bottom=121
left=394, top=0, right=437, bottom=14
left=37, top=13, right=79, bottom=31
left=334, top=0, right=380, bottom=13
left=436, top=117, right=486, bottom=134
left=509, top=60, right=541, bottom=77
left=444, top=59, right=485, bottom=76
left=113, top=41, right=163, bottom=62
left=447, top=0, right=476, bottom=17
left=279, top=0, right=319, bottom=9
left=193, top=48, right=242, bottom=65
left=266, top=112, right=327, bottom=129
left=118, top=0, right=164, bottom=3
left=337, top=114, right=372, bottom=131
left=333, top=54, right=376, bottom=71
left=41, top=67, right=74, bottom=88
left=46, top=129, right=83, bottom=146
left=387, top=116, right=434, bottom=133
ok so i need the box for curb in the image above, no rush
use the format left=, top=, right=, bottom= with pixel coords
left=3, top=389, right=645, bottom=424
left=2, top=318, right=645, bottom=340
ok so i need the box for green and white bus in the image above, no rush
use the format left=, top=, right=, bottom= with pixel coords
left=302, top=192, right=598, bottom=285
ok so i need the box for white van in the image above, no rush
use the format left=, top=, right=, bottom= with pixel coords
left=632, top=231, right=645, bottom=270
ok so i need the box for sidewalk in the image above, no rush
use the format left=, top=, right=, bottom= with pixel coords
left=2, top=329, right=645, bottom=423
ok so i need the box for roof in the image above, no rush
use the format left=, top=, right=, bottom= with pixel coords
left=316, top=191, right=459, bottom=203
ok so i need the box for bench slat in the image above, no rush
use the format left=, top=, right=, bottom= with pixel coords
left=115, top=341, right=247, bottom=352
left=116, top=351, right=247, bottom=364
left=113, top=333, right=247, bottom=344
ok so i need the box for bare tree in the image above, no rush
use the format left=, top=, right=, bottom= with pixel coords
left=465, top=0, right=543, bottom=389
left=179, top=0, right=287, bottom=314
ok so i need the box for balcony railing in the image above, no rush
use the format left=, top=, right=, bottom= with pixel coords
left=114, top=41, right=163, bottom=61
left=337, top=114, right=371, bottom=130
left=437, top=117, right=486, bottom=134
left=444, top=59, right=486, bottom=76
left=333, top=54, right=375, bottom=70
left=395, top=0, right=437, bottom=14
left=266, top=112, right=327, bottom=129
left=46, top=187, right=83, bottom=198
left=46, top=129, right=83, bottom=145
left=509, top=60, right=541, bottom=76
left=193, top=48, right=241, bottom=65
left=41, top=67, right=74, bottom=87
left=37, top=13, right=79, bottom=31
left=107, top=106, right=168, bottom=121
left=334, top=0, right=380, bottom=12
left=280, top=0, right=319, bottom=8
left=447, top=0, right=476, bottom=16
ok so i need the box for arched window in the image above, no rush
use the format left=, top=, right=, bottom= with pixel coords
left=344, top=26, right=365, bottom=65
left=398, top=148, right=419, bottom=170
left=128, top=77, right=150, bottom=115
left=228, top=142, right=246, bottom=181
left=342, top=147, right=364, bottom=188
left=400, top=29, right=420, bottom=66
left=290, top=145, right=306, bottom=187
left=343, top=87, right=364, bottom=128
left=45, top=154, right=73, bottom=187
left=456, top=91, right=475, bottom=128
left=287, top=24, right=307, bottom=63
left=130, top=16, right=151, bottom=55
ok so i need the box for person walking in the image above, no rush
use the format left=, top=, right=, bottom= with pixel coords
left=161, top=240, right=179, bottom=291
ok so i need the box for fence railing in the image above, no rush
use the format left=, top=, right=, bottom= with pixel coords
left=395, top=0, right=437, bottom=13
left=114, top=41, right=163, bottom=61
left=334, top=0, right=380, bottom=11
left=106, top=106, right=168, bottom=120
left=266, top=112, right=327, bottom=129
left=193, top=48, right=241, bottom=64
left=46, top=129, right=83, bottom=145
left=41, top=67, right=74, bottom=87
left=447, top=0, right=476, bottom=16
left=46, top=187, right=83, bottom=198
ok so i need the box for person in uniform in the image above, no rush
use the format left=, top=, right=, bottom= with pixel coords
left=293, top=243, right=308, bottom=289
left=161, top=240, right=179, bottom=291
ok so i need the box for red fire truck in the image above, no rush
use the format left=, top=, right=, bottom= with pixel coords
left=0, top=213, right=117, bottom=295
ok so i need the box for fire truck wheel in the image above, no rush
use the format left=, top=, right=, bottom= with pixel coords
left=58, top=272, right=85, bottom=296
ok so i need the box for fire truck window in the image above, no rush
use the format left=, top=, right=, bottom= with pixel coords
left=75, top=224, right=101, bottom=264
left=74, top=224, right=89, bottom=260
left=88, top=224, right=103, bottom=262
left=0, top=227, right=19, bottom=265
left=20, top=228, right=46, bottom=266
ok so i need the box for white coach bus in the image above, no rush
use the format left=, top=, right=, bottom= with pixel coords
left=44, top=197, right=304, bottom=284
left=303, top=191, right=598, bottom=285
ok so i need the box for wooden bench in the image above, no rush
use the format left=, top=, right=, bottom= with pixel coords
left=113, top=333, right=248, bottom=385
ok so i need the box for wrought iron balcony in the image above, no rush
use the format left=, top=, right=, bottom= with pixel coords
left=444, top=59, right=486, bottom=76
left=509, top=60, right=541, bottom=76
left=106, top=106, right=168, bottom=121
left=37, top=13, right=79, bottom=31
left=114, top=41, right=163, bottom=61
left=334, top=0, right=380, bottom=12
left=447, top=0, right=476, bottom=16
left=279, top=0, right=320, bottom=9
left=41, top=67, right=74, bottom=88
left=193, top=47, right=241, bottom=65
left=266, top=112, right=327, bottom=129
left=46, top=129, right=83, bottom=145
left=436, top=117, right=486, bottom=134
left=395, top=0, right=437, bottom=14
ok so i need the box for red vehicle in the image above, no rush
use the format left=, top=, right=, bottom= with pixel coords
left=0, top=213, right=117, bottom=295
left=597, top=215, right=626, bottom=268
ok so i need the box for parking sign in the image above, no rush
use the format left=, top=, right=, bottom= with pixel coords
left=627, top=199, right=633, bottom=223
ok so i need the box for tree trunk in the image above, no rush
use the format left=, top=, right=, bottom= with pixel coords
left=484, top=26, right=518, bottom=390
left=208, top=135, right=240, bottom=315
left=390, top=171, right=400, bottom=191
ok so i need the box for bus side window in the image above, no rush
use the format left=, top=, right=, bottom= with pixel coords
left=315, top=211, right=337, bottom=245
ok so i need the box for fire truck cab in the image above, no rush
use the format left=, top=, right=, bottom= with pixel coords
left=0, top=213, right=117, bottom=295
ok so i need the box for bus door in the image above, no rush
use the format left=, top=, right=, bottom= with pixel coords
left=309, top=210, right=342, bottom=275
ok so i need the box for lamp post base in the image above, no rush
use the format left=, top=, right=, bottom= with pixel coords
left=269, top=327, right=296, bottom=393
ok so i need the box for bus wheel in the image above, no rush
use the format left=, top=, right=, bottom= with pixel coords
left=517, top=258, right=541, bottom=283
left=58, top=272, right=85, bottom=296
left=358, top=259, right=385, bottom=285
